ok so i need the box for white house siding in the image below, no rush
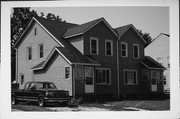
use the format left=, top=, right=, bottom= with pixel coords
left=17, top=22, right=61, bottom=89
left=145, top=34, right=170, bottom=91
left=34, top=53, right=72, bottom=96
left=69, top=36, right=84, bottom=54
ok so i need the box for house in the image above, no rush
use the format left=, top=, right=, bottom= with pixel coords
left=14, top=17, right=165, bottom=99
left=145, top=33, right=170, bottom=92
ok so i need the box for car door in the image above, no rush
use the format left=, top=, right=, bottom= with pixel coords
left=23, top=82, right=37, bottom=101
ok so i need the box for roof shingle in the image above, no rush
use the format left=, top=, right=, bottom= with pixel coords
left=141, top=56, right=166, bottom=69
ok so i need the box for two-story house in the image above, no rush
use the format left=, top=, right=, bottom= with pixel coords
left=145, top=33, right=170, bottom=92
left=14, top=17, right=165, bottom=99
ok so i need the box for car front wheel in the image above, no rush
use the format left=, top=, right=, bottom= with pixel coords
left=38, top=97, right=46, bottom=107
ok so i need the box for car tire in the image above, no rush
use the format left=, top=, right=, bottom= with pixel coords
left=38, top=96, right=46, bottom=107
left=12, top=96, right=18, bottom=105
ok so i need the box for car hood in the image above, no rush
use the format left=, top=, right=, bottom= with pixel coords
left=37, top=89, right=68, bottom=92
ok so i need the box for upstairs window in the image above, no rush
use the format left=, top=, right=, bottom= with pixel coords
left=39, top=44, right=44, bottom=58
left=27, top=47, right=32, bottom=60
left=133, top=44, right=139, bottom=59
left=90, top=37, right=98, bottom=55
left=105, top=40, right=113, bottom=56
left=121, top=42, right=128, bottom=57
left=34, top=27, right=37, bottom=36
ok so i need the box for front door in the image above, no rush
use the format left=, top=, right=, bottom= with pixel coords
left=85, top=67, right=94, bottom=93
left=151, top=71, right=160, bottom=92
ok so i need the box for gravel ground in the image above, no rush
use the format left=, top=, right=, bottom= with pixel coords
left=47, top=106, right=109, bottom=111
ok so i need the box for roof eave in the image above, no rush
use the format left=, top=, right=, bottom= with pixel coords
left=140, top=61, right=165, bottom=70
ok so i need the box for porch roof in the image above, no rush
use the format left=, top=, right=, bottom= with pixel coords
left=141, top=56, right=166, bottom=70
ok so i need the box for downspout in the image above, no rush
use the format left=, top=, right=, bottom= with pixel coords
left=72, top=65, right=75, bottom=98
left=117, top=39, right=120, bottom=100
left=15, top=48, right=18, bottom=83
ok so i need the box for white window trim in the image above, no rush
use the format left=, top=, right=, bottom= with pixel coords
left=64, top=66, right=71, bottom=80
left=133, top=44, right=140, bottom=59
left=95, top=68, right=111, bottom=85
left=142, top=70, right=149, bottom=81
left=105, top=39, right=113, bottom=56
left=124, top=69, right=138, bottom=85
left=38, top=43, right=44, bottom=59
left=27, top=46, right=32, bottom=61
left=90, top=37, right=99, bottom=55
left=19, top=73, right=25, bottom=86
left=121, top=42, right=128, bottom=58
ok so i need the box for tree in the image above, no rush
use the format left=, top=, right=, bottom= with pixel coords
left=137, top=29, right=152, bottom=46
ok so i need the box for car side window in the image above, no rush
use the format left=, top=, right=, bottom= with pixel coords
left=29, top=83, right=36, bottom=90
left=24, top=82, right=30, bottom=90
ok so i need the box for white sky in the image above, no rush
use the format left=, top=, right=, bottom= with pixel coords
left=31, top=6, right=169, bottom=39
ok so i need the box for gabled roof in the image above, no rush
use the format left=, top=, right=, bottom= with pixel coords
left=32, top=47, right=101, bottom=71
left=63, top=17, right=117, bottom=39
left=141, top=56, right=166, bottom=70
left=115, top=24, right=147, bottom=44
left=15, top=17, right=78, bottom=48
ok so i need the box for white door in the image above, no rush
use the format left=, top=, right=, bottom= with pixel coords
left=85, top=67, right=94, bottom=93
left=151, top=71, right=160, bottom=92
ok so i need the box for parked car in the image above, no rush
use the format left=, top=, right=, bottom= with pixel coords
left=12, top=81, right=70, bottom=107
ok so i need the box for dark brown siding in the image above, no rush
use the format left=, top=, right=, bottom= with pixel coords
left=118, top=28, right=146, bottom=94
left=83, top=21, right=118, bottom=96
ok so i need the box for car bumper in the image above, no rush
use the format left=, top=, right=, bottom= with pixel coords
left=44, top=97, right=70, bottom=103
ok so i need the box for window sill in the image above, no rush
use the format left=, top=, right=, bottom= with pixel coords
left=95, top=83, right=111, bottom=85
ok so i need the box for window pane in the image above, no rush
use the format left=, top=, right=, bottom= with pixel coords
left=133, top=45, right=139, bottom=58
left=121, top=43, right=127, bottom=57
left=106, top=42, right=111, bottom=55
left=65, top=67, right=70, bottom=79
left=142, top=71, right=148, bottom=80
left=91, top=39, right=97, bottom=54
left=28, top=47, right=32, bottom=60
left=95, top=69, right=110, bottom=84
left=124, top=70, right=137, bottom=85
left=39, top=45, right=43, bottom=58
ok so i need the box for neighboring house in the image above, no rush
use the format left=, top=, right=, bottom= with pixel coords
left=14, top=17, right=165, bottom=99
left=145, top=33, right=170, bottom=92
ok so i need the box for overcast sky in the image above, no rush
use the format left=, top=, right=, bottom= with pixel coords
left=31, top=7, right=169, bottom=39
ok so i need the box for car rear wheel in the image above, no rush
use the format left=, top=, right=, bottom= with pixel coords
left=38, top=97, right=46, bottom=107
left=12, top=96, right=17, bottom=105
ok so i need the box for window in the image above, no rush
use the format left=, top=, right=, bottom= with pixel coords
left=65, top=67, right=70, bottom=79
left=124, top=70, right=137, bottom=85
left=27, top=47, right=32, bottom=60
left=133, top=44, right=139, bottom=59
left=105, top=40, right=113, bottom=56
left=39, top=44, right=44, bottom=58
left=163, top=76, right=166, bottom=85
left=121, top=42, right=128, bottom=57
left=90, top=37, right=98, bottom=55
left=19, top=74, right=24, bottom=85
left=157, top=57, right=162, bottom=64
left=95, top=68, right=111, bottom=84
left=142, top=70, right=149, bottom=81
left=34, top=27, right=37, bottom=35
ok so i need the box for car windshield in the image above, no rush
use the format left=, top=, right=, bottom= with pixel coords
left=36, top=82, right=57, bottom=89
